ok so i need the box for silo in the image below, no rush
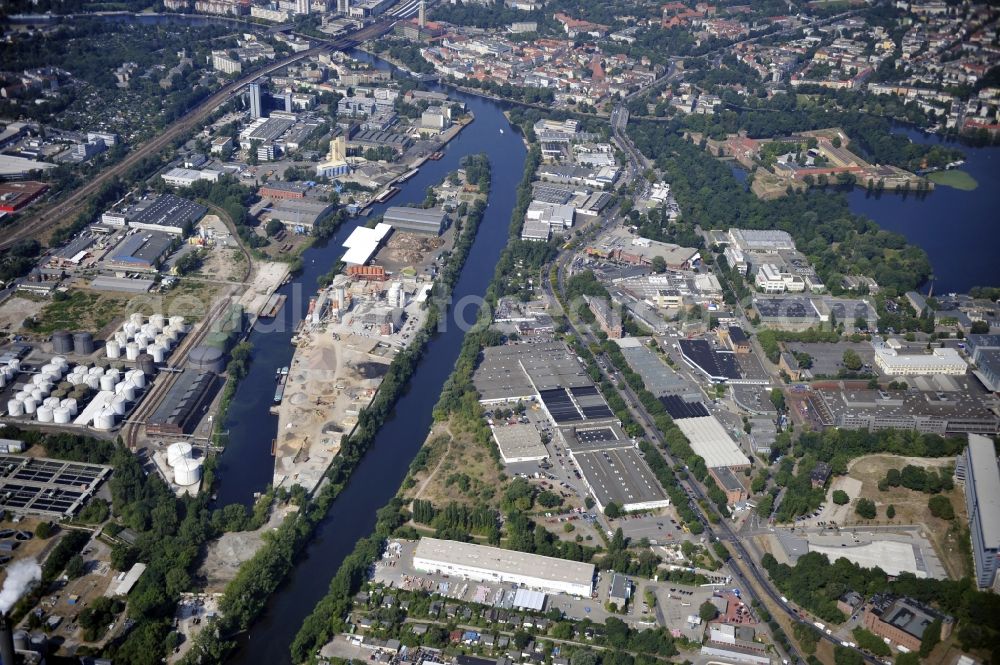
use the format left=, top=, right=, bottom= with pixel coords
left=110, top=396, right=128, bottom=416
left=149, top=346, right=165, bottom=363
left=125, top=343, right=140, bottom=361
left=60, top=398, right=78, bottom=416
left=138, top=353, right=156, bottom=377
left=52, top=331, right=73, bottom=354
left=23, top=398, right=36, bottom=415
left=72, top=332, right=94, bottom=355
left=6, top=400, right=23, bottom=417
left=188, top=346, right=225, bottom=374
left=106, top=340, right=121, bottom=359
left=36, top=406, right=53, bottom=423
left=173, top=458, right=202, bottom=486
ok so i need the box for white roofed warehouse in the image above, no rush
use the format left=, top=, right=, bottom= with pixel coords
left=413, top=537, right=594, bottom=597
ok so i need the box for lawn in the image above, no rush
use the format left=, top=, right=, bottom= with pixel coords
left=928, top=169, right=978, bottom=191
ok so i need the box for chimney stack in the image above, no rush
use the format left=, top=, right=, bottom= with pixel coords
left=418, top=0, right=426, bottom=28
left=0, top=613, right=16, bottom=665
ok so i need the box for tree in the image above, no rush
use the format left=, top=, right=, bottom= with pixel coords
left=770, top=388, right=786, bottom=412
left=699, top=601, right=719, bottom=622
left=65, top=554, right=86, bottom=579
left=34, top=522, right=53, bottom=539
left=842, top=349, right=863, bottom=371
left=886, top=504, right=896, bottom=519
left=970, top=321, right=990, bottom=334
left=651, top=255, right=667, bottom=273
left=928, top=495, right=954, bottom=520
left=832, top=490, right=849, bottom=505
left=604, top=501, right=623, bottom=519
left=855, top=498, right=876, bottom=519
left=920, top=618, right=942, bottom=656
left=265, top=219, right=284, bottom=237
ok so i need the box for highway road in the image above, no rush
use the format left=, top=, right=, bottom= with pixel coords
left=0, top=18, right=395, bottom=252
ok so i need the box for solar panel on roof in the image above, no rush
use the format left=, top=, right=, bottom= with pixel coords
left=659, top=395, right=710, bottom=419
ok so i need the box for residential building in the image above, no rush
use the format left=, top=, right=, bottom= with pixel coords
left=962, top=433, right=1000, bottom=590
left=249, top=81, right=263, bottom=119
left=584, top=295, right=622, bottom=339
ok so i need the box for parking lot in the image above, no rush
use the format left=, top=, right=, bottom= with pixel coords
left=613, top=512, right=687, bottom=545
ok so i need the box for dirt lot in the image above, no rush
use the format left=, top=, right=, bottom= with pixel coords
left=198, top=504, right=294, bottom=592
left=847, top=454, right=970, bottom=579
left=0, top=296, right=46, bottom=335
left=403, top=418, right=505, bottom=510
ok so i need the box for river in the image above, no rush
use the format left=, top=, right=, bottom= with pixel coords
left=214, top=52, right=526, bottom=663
left=845, top=128, right=1000, bottom=294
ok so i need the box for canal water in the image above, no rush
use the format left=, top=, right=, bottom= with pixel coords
left=216, top=53, right=526, bottom=663
left=844, top=128, right=1000, bottom=294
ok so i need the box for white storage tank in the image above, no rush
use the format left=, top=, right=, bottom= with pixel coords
left=106, top=368, right=121, bottom=383
left=116, top=330, right=130, bottom=345
left=15, top=390, right=30, bottom=401
left=123, top=322, right=138, bottom=339
left=125, top=343, right=140, bottom=361
left=31, top=374, right=48, bottom=387
left=100, top=375, right=117, bottom=392
left=169, top=315, right=186, bottom=331
left=163, top=326, right=181, bottom=343
left=1, top=366, right=14, bottom=381
left=150, top=313, right=166, bottom=330
left=30, top=389, right=44, bottom=403
left=94, top=409, right=116, bottom=431
left=0, top=374, right=5, bottom=390
left=6, top=359, right=21, bottom=372
left=85, top=375, right=101, bottom=390
left=110, top=396, right=128, bottom=416
left=118, top=381, right=137, bottom=401
left=60, top=398, right=78, bottom=415
left=43, top=397, right=60, bottom=409
left=88, top=366, right=105, bottom=377
left=36, top=406, right=53, bottom=423
left=106, top=340, right=121, bottom=359
left=130, top=312, right=144, bottom=327
left=51, top=355, right=69, bottom=369
left=167, top=441, right=194, bottom=468
left=173, top=457, right=202, bottom=486
left=127, top=369, right=146, bottom=389
left=53, top=407, right=72, bottom=424
left=134, top=333, right=150, bottom=348
left=23, top=398, right=37, bottom=414
left=149, top=345, right=165, bottom=363
left=6, top=400, right=24, bottom=417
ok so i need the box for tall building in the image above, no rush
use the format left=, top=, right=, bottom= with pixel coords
left=248, top=81, right=263, bottom=119
left=295, top=0, right=311, bottom=14
left=337, top=0, right=350, bottom=13
left=962, top=433, right=1000, bottom=590
left=316, top=136, right=350, bottom=177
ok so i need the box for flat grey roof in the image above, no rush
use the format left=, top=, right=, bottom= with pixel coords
left=617, top=342, right=688, bottom=397
left=414, top=537, right=594, bottom=588
left=130, top=194, right=206, bottom=230
left=572, top=446, right=669, bottom=510
left=492, top=424, right=547, bottom=462
left=384, top=206, right=447, bottom=226
left=968, top=433, right=1000, bottom=548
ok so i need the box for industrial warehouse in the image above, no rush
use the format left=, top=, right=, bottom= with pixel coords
left=382, top=206, right=449, bottom=236
left=413, top=537, right=595, bottom=597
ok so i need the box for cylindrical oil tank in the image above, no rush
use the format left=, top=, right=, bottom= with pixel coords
left=36, top=406, right=53, bottom=423
left=134, top=333, right=149, bottom=348
left=130, top=312, right=144, bottom=327
left=1, top=366, right=13, bottom=381
left=40, top=363, right=59, bottom=375
left=6, top=358, right=20, bottom=372
left=99, top=375, right=116, bottom=392
left=140, top=323, right=157, bottom=339
left=52, top=331, right=73, bottom=354
left=128, top=369, right=146, bottom=389
left=31, top=374, right=48, bottom=387
left=85, top=375, right=100, bottom=390
left=138, top=353, right=156, bottom=376
left=167, top=441, right=193, bottom=468
left=110, top=395, right=128, bottom=416
left=116, top=330, right=130, bottom=346
left=0, top=374, right=5, bottom=390
left=150, top=313, right=166, bottom=330
left=118, top=381, right=137, bottom=401
left=15, top=390, right=30, bottom=401
left=72, top=332, right=94, bottom=355
left=105, top=368, right=121, bottom=383
left=169, top=315, right=186, bottom=330
left=125, top=343, right=140, bottom=361
left=30, top=389, right=44, bottom=403
left=188, top=346, right=225, bottom=374
left=93, top=409, right=115, bottom=431
left=163, top=327, right=180, bottom=343
left=106, top=340, right=121, bottom=359
left=173, top=457, right=202, bottom=486
left=23, top=398, right=37, bottom=414
left=6, top=400, right=24, bottom=417
left=51, top=356, right=69, bottom=370
left=53, top=407, right=72, bottom=424
left=88, top=365, right=104, bottom=377
left=43, top=397, right=60, bottom=408
left=149, top=346, right=165, bottom=363
left=155, top=334, right=173, bottom=350
left=60, top=398, right=78, bottom=415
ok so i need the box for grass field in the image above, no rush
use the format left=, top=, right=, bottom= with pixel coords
left=928, top=169, right=978, bottom=190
